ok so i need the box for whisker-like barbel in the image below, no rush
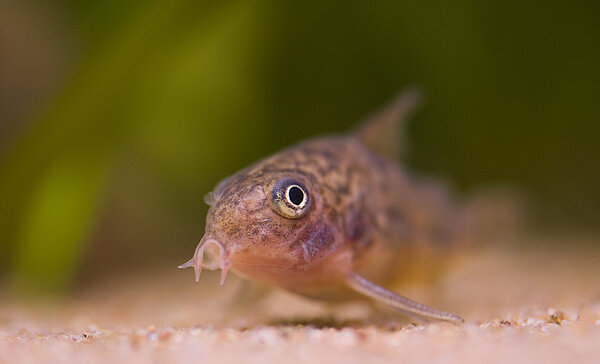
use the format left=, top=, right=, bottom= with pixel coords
left=179, top=237, right=233, bottom=285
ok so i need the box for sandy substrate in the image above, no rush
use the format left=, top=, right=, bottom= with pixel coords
left=1, top=233, right=599, bottom=363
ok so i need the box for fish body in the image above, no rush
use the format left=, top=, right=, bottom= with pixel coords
left=181, top=91, right=469, bottom=322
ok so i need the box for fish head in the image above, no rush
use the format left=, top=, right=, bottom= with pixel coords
left=179, top=153, right=351, bottom=288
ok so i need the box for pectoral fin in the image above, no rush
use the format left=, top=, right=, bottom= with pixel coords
left=345, top=271, right=463, bottom=323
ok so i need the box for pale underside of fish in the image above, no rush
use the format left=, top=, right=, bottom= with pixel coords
left=180, top=90, right=471, bottom=323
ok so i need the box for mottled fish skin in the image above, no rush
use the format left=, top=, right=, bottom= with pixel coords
left=180, top=91, right=469, bottom=320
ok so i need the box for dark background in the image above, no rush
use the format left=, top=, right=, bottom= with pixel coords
left=1, top=0, right=598, bottom=294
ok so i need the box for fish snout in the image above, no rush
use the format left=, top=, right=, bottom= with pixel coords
left=178, top=236, right=237, bottom=286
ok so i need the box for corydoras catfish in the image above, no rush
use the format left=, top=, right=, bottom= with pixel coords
left=180, top=90, right=471, bottom=323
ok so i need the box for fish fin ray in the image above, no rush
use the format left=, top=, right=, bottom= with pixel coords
left=344, top=271, right=463, bottom=323
left=353, top=88, right=422, bottom=160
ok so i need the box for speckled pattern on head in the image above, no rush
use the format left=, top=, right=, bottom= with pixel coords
left=180, top=90, right=470, bottom=323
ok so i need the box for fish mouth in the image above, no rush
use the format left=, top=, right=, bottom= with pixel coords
left=178, top=236, right=237, bottom=286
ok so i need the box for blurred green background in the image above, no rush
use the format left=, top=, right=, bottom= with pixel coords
left=1, top=0, right=598, bottom=294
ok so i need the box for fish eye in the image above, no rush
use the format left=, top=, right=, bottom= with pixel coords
left=286, top=185, right=306, bottom=206
left=270, top=178, right=311, bottom=219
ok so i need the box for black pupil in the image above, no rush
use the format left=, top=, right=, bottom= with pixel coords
left=288, top=186, right=304, bottom=206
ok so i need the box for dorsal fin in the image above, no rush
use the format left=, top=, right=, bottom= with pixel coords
left=353, top=88, right=422, bottom=160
